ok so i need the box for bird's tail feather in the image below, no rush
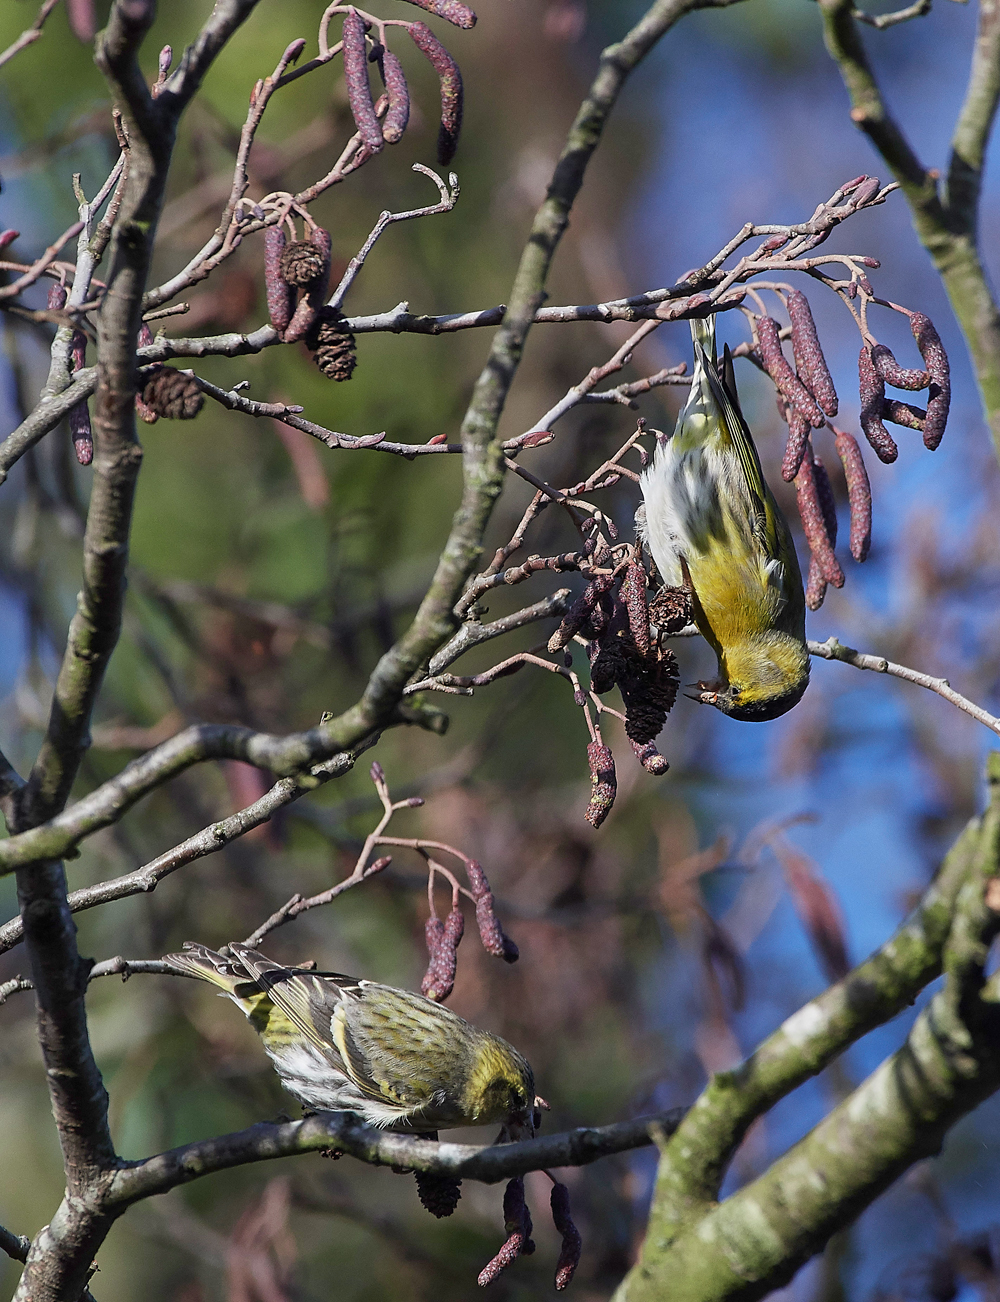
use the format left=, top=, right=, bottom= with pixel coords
left=163, top=942, right=251, bottom=994
left=689, top=314, right=717, bottom=368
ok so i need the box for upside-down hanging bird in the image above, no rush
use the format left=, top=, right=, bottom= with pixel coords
left=165, top=942, right=537, bottom=1133
left=639, top=315, right=809, bottom=722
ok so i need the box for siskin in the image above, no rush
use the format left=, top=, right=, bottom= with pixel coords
left=640, top=315, right=809, bottom=722
left=164, top=942, right=536, bottom=1133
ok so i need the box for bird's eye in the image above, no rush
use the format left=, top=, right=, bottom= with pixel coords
left=730, top=686, right=742, bottom=699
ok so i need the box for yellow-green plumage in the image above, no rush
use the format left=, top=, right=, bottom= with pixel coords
left=164, top=942, right=535, bottom=1133
left=640, top=316, right=809, bottom=722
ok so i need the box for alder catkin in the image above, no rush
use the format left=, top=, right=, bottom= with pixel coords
left=407, top=22, right=464, bottom=164
left=342, top=9, right=384, bottom=153
left=858, top=345, right=897, bottom=463
left=833, top=428, right=871, bottom=562
left=787, top=289, right=838, bottom=417
left=910, top=312, right=950, bottom=451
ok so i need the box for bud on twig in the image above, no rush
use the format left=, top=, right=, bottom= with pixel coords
left=858, top=345, right=897, bottom=463
left=621, top=557, right=649, bottom=656
left=794, top=448, right=844, bottom=589
left=379, top=50, right=411, bottom=143
left=550, top=1183, right=583, bottom=1291
left=850, top=176, right=881, bottom=208
left=833, top=428, right=871, bottom=562
left=264, top=227, right=294, bottom=336
left=757, top=316, right=824, bottom=427
left=787, top=289, right=838, bottom=418
left=342, top=9, right=385, bottom=154
left=408, top=22, right=464, bottom=165
left=401, top=0, right=477, bottom=27
left=585, top=741, right=616, bottom=829
left=478, top=1179, right=534, bottom=1287
left=910, top=312, right=950, bottom=451
left=47, top=283, right=67, bottom=311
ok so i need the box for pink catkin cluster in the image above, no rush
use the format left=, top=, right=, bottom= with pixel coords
left=794, top=448, right=844, bottom=611
left=910, top=313, right=950, bottom=450
left=477, top=1178, right=535, bottom=1287
left=787, top=290, right=838, bottom=418
left=465, top=860, right=519, bottom=963
left=421, top=907, right=464, bottom=1001
left=621, top=556, right=650, bottom=656
left=264, top=226, right=332, bottom=347
left=378, top=50, right=410, bottom=143
left=757, top=316, right=824, bottom=428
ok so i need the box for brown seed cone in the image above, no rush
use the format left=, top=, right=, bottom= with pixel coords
left=141, top=367, right=204, bottom=420
left=647, top=585, right=692, bottom=635
left=620, top=645, right=680, bottom=746
left=307, top=308, right=358, bottom=381
left=415, top=1170, right=463, bottom=1218
left=279, top=240, right=327, bottom=287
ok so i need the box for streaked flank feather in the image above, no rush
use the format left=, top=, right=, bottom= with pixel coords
left=640, top=315, right=809, bottom=722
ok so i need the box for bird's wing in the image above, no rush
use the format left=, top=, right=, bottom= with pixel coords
left=228, top=943, right=350, bottom=1054
left=336, top=983, right=471, bottom=1110
left=695, top=339, right=793, bottom=567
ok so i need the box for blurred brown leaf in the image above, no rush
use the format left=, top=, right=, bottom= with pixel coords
left=771, top=835, right=850, bottom=983
left=226, top=1178, right=297, bottom=1302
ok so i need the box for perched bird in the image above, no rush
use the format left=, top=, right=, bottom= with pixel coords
left=164, top=942, right=536, bottom=1133
left=640, top=315, right=809, bottom=722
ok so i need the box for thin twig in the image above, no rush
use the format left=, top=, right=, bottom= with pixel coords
left=808, top=637, right=1000, bottom=737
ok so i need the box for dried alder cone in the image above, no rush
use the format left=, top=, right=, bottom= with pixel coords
left=140, top=368, right=204, bottom=420
left=415, top=1168, right=463, bottom=1218
left=306, top=307, right=358, bottom=381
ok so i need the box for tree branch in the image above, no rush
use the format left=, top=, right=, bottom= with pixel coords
left=0, top=748, right=366, bottom=955
left=617, top=755, right=1000, bottom=1302
left=808, top=636, right=1000, bottom=737
left=106, top=1110, right=686, bottom=1208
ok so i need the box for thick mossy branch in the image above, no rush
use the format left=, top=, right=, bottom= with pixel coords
left=616, top=755, right=1000, bottom=1302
